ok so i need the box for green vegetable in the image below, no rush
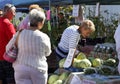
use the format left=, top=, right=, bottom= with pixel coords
left=59, top=58, right=66, bottom=68
left=59, top=72, right=70, bottom=81
left=84, top=67, right=96, bottom=75
left=92, top=58, right=103, bottom=67
left=103, top=58, right=116, bottom=67
left=72, top=58, right=81, bottom=68
left=77, top=52, right=86, bottom=60
left=48, top=74, right=59, bottom=84
left=78, top=59, right=92, bottom=68
left=53, top=80, right=63, bottom=84
left=98, top=66, right=114, bottom=75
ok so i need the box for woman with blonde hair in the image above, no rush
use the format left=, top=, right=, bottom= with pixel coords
left=55, top=20, right=95, bottom=61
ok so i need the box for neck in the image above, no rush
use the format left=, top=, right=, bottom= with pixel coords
left=29, top=27, right=38, bottom=31
left=77, top=28, right=81, bottom=34
left=3, top=15, right=11, bottom=20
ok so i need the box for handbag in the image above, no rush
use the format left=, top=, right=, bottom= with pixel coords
left=3, top=29, right=23, bottom=63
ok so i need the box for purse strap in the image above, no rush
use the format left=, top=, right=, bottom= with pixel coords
left=15, top=29, right=23, bottom=47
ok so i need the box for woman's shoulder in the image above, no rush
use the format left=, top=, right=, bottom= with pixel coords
left=67, top=25, right=79, bottom=30
left=37, top=30, right=50, bottom=39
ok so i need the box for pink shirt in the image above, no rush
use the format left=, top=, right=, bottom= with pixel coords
left=18, top=15, right=30, bottom=30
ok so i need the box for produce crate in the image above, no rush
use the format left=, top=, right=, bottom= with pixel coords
left=54, top=67, right=83, bottom=74
left=64, top=66, right=83, bottom=72
left=65, top=72, right=120, bottom=84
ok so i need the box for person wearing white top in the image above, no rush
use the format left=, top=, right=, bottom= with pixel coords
left=114, top=24, right=120, bottom=74
left=55, top=20, right=95, bottom=62
left=6, top=9, right=51, bottom=84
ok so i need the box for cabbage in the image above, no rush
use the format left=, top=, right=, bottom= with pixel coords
left=77, top=52, right=86, bottom=60
left=48, top=74, right=59, bottom=84
left=72, top=58, right=81, bottom=68
left=59, top=72, right=70, bottom=81
left=59, top=58, right=66, bottom=68
left=53, top=80, right=63, bottom=84
left=103, top=58, right=116, bottom=67
left=78, top=59, right=92, bottom=68
left=92, top=58, right=102, bottom=67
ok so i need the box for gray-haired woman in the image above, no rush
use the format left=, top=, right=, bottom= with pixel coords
left=6, top=9, right=51, bottom=84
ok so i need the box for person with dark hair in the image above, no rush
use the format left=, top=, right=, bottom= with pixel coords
left=57, top=12, right=68, bottom=36
left=0, top=4, right=16, bottom=84
left=19, top=17, right=23, bottom=21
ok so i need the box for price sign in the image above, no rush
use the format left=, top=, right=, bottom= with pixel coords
left=70, top=75, right=82, bottom=84
left=63, top=48, right=76, bottom=68
left=72, top=5, right=79, bottom=17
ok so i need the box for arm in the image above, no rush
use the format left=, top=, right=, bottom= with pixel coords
left=43, top=35, right=52, bottom=56
left=69, top=32, right=80, bottom=49
left=6, top=32, right=18, bottom=52
left=69, top=32, right=80, bottom=56
left=5, top=22, right=16, bottom=41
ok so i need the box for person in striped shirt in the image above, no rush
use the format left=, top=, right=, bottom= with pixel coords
left=55, top=20, right=95, bottom=62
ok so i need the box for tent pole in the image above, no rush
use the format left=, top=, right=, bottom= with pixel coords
left=49, top=0, right=51, bottom=9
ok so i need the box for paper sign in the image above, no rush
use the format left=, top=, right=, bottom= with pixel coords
left=72, top=5, right=79, bottom=17
left=95, top=2, right=100, bottom=17
left=70, top=75, right=82, bottom=84
left=63, top=49, right=76, bottom=68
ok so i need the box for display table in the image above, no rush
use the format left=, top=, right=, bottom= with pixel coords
left=65, top=72, right=120, bottom=84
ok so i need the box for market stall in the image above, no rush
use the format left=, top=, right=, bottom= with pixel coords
left=1, top=0, right=120, bottom=83
left=47, top=43, right=119, bottom=84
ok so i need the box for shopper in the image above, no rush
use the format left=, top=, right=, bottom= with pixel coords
left=55, top=20, right=95, bottom=61
left=58, top=12, right=68, bottom=35
left=6, top=9, right=51, bottom=84
left=17, top=4, right=43, bottom=30
left=0, top=4, right=16, bottom=84
left=114, top=24, right=120, bottom=74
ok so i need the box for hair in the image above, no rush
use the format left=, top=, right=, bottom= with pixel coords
left=29, top=9, right=46, bottom=27
left=80, top=19, right=95, bottom=32
left=0, top=9, right=2, bottom=11
left=3, top=4, right=16, bottom=13
left=29, top=4, right=40, bottom=11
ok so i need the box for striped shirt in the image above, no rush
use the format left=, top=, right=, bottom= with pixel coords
left=6, top=29, right=51, bottom=73
left=56, top=25, right=81, bottom=58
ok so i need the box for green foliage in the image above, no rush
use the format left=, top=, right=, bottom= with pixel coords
left=87, top=8, right=118, bottom=43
